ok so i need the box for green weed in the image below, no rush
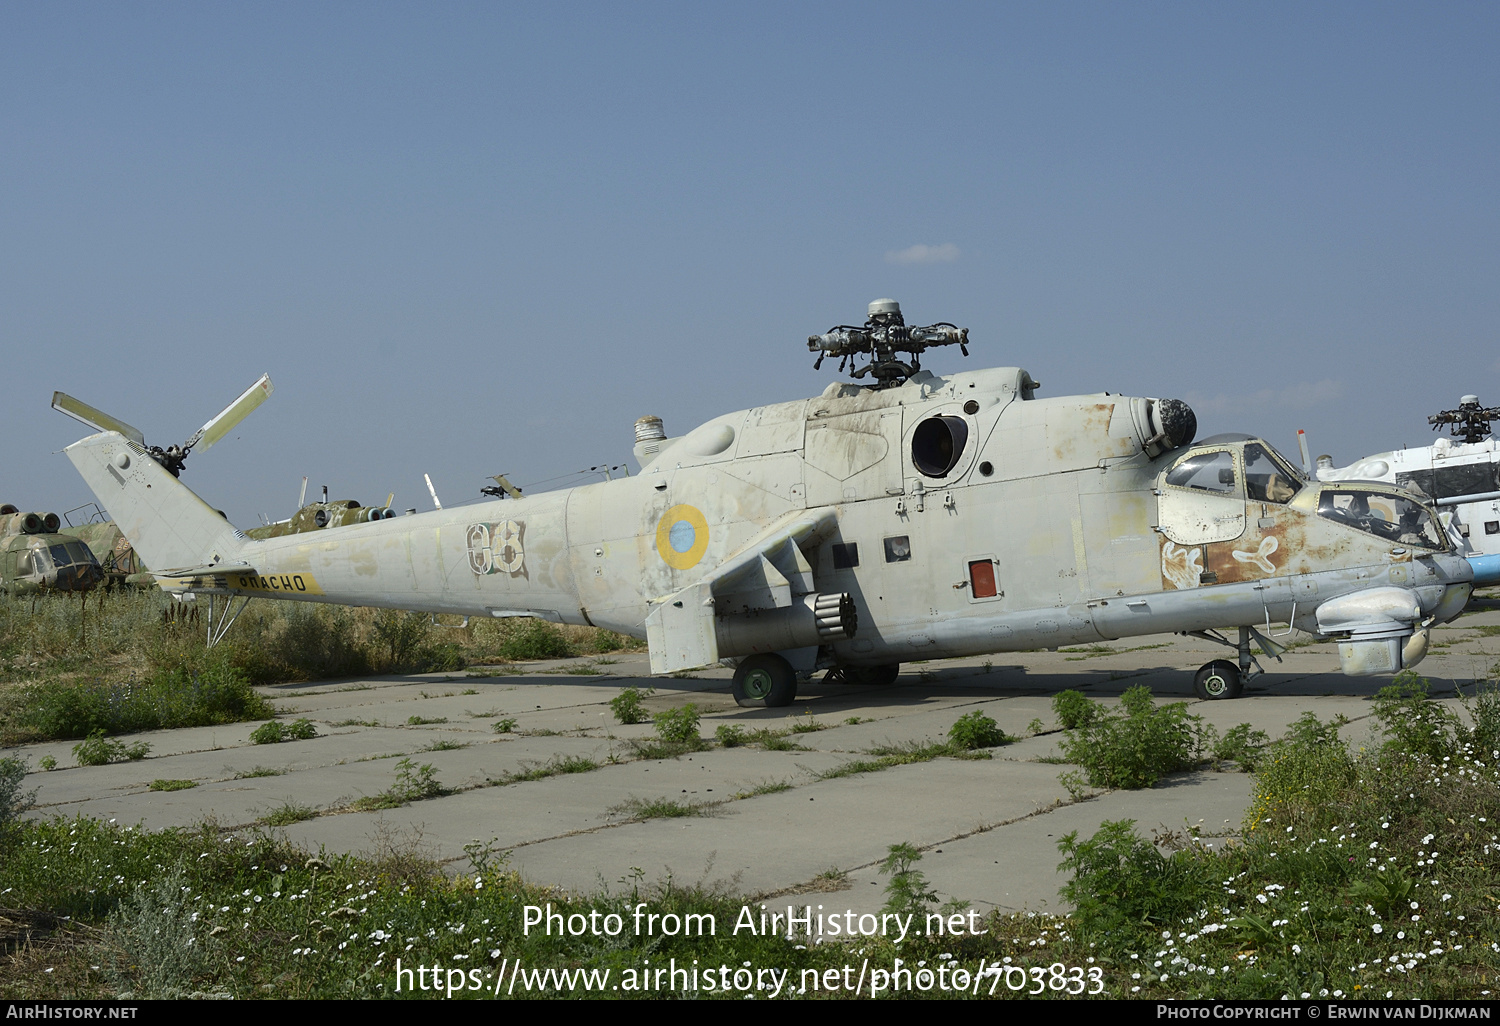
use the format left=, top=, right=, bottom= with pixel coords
left=609, top=686, right=653, bottom=725
left=72, top=730, right=150, bottom=766
left=948, top=709, right=1009, bottom=749
left=147, top=779, right=196, bottom=792
left=352, top=758, right=444, bottom=810
left=1052, top=689, right=1103, bottom=730
left=1057, top=686, right=1202, bottom=789
left=880, top=842, right=937, bottom=918
left=0, top=757, right=37, bottom=834
left=654, top=704, right=701, bottom=745
left=249, top=718, right=318, bottom=744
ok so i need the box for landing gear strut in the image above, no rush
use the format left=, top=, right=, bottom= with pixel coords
left=1184, top=625, right=1285, bottom=700
left=836, top=663, right=900, bottom=686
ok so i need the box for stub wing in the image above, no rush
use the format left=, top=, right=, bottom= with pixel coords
left=645, top=506, right=848, bottom=674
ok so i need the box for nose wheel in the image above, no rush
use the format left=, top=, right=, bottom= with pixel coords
left=1194, top=660, right=1242, bottom=700
left=732, top=653, right=798, bottom=707
left=1183, top=624, right=1287, bottom=700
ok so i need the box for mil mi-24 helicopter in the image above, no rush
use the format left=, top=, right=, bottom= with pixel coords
left=58, top=301, right=1472, bottom=704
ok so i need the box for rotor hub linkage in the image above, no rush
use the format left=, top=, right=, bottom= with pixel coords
left=148, top=445, right=190, bottom=478
left=1429, top=395, right=1500, bottom=445
left=807, top=299, right=969, bottom=389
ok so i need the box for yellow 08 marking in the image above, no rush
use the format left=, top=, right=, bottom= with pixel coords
left=655, top=504, right=709, bottom=570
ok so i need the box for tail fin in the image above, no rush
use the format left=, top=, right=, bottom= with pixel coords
left=65, top=431, right=248, bottom=575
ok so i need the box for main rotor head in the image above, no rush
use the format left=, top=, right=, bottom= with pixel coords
left=807, top=299, right=969, bottom=388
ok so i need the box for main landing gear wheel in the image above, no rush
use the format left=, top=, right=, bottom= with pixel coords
left=733, top=653, right=798, bottom=708
left=840, top=663, right=901, bottom=686
left=1194, top=659, right=1242, bottom=700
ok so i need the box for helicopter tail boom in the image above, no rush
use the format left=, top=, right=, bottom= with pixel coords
left=64, top=430, right=248, bottom=579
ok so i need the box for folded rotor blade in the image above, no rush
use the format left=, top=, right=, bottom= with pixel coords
left=51, top=392, right=147, bottom=447
left=187, top=374, right=274, bottom=452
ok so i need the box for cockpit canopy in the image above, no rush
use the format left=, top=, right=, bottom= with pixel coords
left=1164, top=438, right=1305, bottom=504
left=1160, top=436, right=1446, bottom=551
left=1316, top=488, right=1445, bottom=550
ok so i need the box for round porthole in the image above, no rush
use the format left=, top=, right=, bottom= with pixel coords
left=911, top=416, right=969, bottom=478
left=963, top=400, right=979, bottom=415
left=979, top=461, right=994, bottom=476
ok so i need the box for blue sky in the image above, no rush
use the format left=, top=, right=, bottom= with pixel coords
left=5, top=3, right=1497, bottom=524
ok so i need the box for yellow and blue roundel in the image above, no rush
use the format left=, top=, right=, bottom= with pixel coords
left=655, top=504, right=709, bottom=570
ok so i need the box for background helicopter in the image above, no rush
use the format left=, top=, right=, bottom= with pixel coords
left=1315, top=395, right=1500, bottom=587
left=57, top=505, right=151, bottom=590
left=245, top=480, right=401, bottom=541
left=0, top=504, right=103, bottom=595
left=59, top=301, right=1473, bottom=705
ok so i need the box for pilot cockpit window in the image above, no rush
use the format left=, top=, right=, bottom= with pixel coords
left=1244, top=443, right=1301, bottom=504
left=1317, top=489, right=1444, bottom=549
left=1164, top=450, right=1237, bottom=494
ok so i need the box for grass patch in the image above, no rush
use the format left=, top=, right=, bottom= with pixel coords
left=492, top=619, right=575, bottom=661
left=0, top=592, right=637, bottom=743
left=1047, top=675, right=1500, bottom=998
left=261, top=801, right=317, bottom=826
left=330, top=718, right=382, bottom=728
left=405, top=715, right=448, bottom=726
left=731, top=779, right=793, bottom=799
left=491, top=718, right=518, bottom=733
left=3, top=694, right=1497, bottom=1005
left=714, top=724, right=806, bottom=751
left=626, top=738, right=708, bottom=760
left=610, top=796, right=719, bottom=820
left=147, top=779, right=196, bottom=792
left=233, top=766, right=284, bottom=779
left=496, top=755, right=600, bottom=784
left=811, top=866, right=849, bottom=889
left=6, top=653, right=273, bottom=745
left=1061, top=644, right=1117, bottom=660
left=421, top=739, right=468, bottom=752
left=816, top=739, right=989, bottom=780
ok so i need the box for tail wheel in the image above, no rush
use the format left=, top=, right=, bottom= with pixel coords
left=1194, top=659, right=1242, bottom=700
left=733, top=654, right=798, bottom=708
